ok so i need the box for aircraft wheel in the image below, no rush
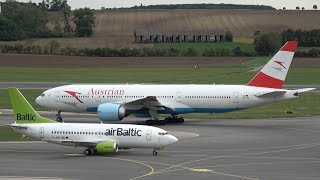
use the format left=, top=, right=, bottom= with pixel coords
left=56, top=116, right=63, bottom=122
left=178, top=117, right=184, bottom=123
left=84, top=149, right=92, bottom=155
left=152, top=150, right=158, bottom=155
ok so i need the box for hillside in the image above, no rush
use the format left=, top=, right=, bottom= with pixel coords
left=94, top=9, right=320, bottom=37
left=1, top=9, right=320, bottom=48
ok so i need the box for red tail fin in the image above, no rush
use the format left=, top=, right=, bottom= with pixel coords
left=247, top=41, right=298, bottom=89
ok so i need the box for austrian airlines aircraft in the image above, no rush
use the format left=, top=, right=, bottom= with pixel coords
left=8, top=88, right=178, bottom=155
left=36, top=41, right=314, bottom=125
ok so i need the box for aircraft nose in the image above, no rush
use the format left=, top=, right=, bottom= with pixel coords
left=35, top=96, right=42, bottom=105
left=170, top=135, right=178, bottom=144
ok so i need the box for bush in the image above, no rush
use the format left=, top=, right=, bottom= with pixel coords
left=254, top=32, right=281, bottom=56
left=225, top=31, right=233, bottom=42
left=233, top=47, right=243, bottom=56
left=182, top=48, right=198, bottom=56
left=203, top=48, right=231, bottom=56
left=0, top=15, right=27, bottom=41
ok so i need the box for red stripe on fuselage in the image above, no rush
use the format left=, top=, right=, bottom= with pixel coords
left=280, top=41, right=298, bottom=52
left=247, top=72, right=284, bottom=89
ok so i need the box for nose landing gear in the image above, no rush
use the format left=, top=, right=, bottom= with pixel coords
left=56, top=110, right=63, bottom=122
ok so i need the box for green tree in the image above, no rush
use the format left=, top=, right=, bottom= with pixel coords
left=225, top=31, right=233, bottom=42
left=2, top=2, right=48, bottom=37
left=62, top=1, right=72, bottom=35
left=254, top=32, right=281, bottom=56
left=0, top=15, right=27, bottom=41
left=73, top=8, right=95, bottom=37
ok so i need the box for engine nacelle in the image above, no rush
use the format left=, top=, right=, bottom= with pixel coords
left=97, top=103, right=126, bottom=121
left=96, top=141, right=118, bottom=154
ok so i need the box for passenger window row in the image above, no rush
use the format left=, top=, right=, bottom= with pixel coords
left=52, top=131, right=103, bottom=135
left=185, top=96, right=231, bottom=99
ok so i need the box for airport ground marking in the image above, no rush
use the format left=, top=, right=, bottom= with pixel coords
left=154, top=142, right=320, bottom=176
left=194, top=161, right=320, bottom=169
left=163, top=141, right=320, bottom=153
left=286, top=127, right=320, bottom=133
left=208, top=170, right=258, bottom=180
left=100, top=157, right=155, bottom=180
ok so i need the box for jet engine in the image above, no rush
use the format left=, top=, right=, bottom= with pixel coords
left=97, top=103, right=126, bottom=121
left=96, top=141, right=118, bottom=154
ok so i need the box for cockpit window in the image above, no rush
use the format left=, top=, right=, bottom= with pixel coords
left=41, top=93, right=45, bottom=97
left=158, top=132, right=169, bottom=136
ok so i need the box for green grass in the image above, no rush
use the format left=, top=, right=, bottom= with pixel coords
left=0, top=89, right=46, bottom=110
left=0, top=126, right=34, bottom=141
left=153, top=42, right=255, bottom=55
left=0, top=67, right=319, bottom=85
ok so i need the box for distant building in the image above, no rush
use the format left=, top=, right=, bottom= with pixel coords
left=134, top=29, right=226, bottom=43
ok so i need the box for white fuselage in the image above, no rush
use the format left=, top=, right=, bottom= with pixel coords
left=11, top=123, right=178, bottom=148
left=36, top=84, right=298, bottom=116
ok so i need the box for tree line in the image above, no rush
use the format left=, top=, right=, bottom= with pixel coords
left=282, top=29, right=320, bottom=47
left=254, top=29, right=320, bottom=57
left=124, top=3, right=275, bottom=10
left=0, top=1, right=95, bottom=41
left=0, top=41, right=255, bottom=57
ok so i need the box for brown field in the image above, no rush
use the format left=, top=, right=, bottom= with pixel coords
left=0, top=54, right=319, bottom=68
left=94, top=9, right=320, bottom=37
left=1, top=9, right=320, bottom=48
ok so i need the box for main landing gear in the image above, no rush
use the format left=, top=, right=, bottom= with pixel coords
left=56, top=110, right=63, bottom=122
left=165, top=116, right=184, bottom=124
left=146, top=119, right=166, bottom=125
left=145, top=116, right=185, bottom=125
left=84, top=147, right=97, bottom=155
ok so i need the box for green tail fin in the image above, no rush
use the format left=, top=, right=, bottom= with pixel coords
left=8, top=87, right=57, bottom=124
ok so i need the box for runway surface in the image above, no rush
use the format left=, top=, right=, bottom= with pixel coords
left=1, top=111, right=320, bottom=180
left=0, top=82, right=319, bottom=92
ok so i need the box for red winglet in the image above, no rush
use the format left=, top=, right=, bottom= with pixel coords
left=280, top=41, right=298, bottom=52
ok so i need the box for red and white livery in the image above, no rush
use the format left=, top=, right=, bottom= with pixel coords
left=36, top=41, right=315, bottom=125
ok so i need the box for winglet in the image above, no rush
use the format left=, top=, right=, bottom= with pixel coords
left=247, top=41, right=298, bottom=89
left=8, top=87, right=57, bottom=124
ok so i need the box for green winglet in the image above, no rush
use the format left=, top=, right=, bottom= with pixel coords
left=8, top=87, right=57, bottom=124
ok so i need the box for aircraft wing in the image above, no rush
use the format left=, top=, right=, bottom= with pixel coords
left=121, top=96, right=169, bottom=111
left=44, top=139, right=115, bottom=147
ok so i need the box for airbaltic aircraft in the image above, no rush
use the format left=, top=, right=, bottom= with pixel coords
left=8, top=88, right=178, bottom=155
left=36, top=41, right=314, bottom=125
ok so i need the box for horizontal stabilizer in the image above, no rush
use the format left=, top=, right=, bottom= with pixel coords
left=9, top=124, right=28, bottom=129
left=295, top=88, right=316, bottom=93
left=255, top=91, right=286, bottom=98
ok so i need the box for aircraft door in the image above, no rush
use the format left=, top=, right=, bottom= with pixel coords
left=175, top=92, right=183, bottom=102
left=54, top=91, right=61, bottom=102
left=39, top=127, right=44, bottom=138
left=233, top=92, right=240, bottom=103
left=146, top=130, right=152, bottom=141
left=95, top=94, right=102, bottom=103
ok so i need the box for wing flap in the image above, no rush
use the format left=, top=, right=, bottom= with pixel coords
left=123, top=96, right=170, bottom=110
